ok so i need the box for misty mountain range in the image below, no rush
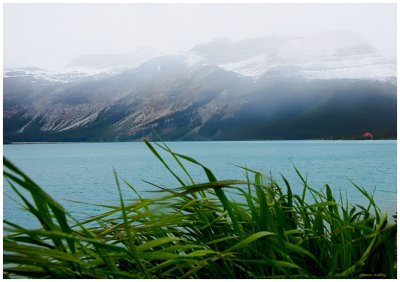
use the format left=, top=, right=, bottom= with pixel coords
left=4, top=31, right=397, bottom=142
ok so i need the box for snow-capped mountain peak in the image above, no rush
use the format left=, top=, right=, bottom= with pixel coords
left=194, top=31, right=396, bottom=81
left=6, top=32, right=395, bottom=83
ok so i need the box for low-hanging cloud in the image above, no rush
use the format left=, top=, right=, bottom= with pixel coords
left=4, top=3, right=397, bottom=70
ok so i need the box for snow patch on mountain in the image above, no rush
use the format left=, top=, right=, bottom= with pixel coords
left=214, top=31, right=396, bottom=80
left=58, top=111, right=100, bottom=131
left=219, top=55, right=270, bottom=78
left=4, top=65, right=123, bottom=84
left=17, top=113, right=40, bottom=133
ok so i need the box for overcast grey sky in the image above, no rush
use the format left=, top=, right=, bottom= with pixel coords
left=4, top=3, right=397, bottom=69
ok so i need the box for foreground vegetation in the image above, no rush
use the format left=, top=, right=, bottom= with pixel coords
left=3, top=141, right=397, bottom=278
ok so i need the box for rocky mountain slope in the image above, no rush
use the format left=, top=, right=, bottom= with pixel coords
left=4, top=32, right=397, bottom=142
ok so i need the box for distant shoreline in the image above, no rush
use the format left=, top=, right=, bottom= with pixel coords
left=9, top=142, right=83, bottom=145
left=5, top=139, right=397, bottom=145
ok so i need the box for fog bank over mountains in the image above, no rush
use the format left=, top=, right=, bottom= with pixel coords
left=4, top=32, right=397, bottom=142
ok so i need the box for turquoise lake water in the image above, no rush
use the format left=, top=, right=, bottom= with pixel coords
left=3, top=140, right=397, bottom=228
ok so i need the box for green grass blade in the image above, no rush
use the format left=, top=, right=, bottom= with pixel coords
left=114, top=169, right=149, bottom=277
left=136, top=237, right=182, bottom=252
left=143, top=139, right=186, bottom=186
left=226, top=231, right=275, bottom=252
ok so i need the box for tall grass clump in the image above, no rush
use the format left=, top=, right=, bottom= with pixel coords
left=3, top=140, right=397, bottom=278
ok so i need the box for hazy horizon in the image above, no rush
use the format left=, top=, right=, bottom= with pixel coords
left=4, top=3, right=397, bottom=70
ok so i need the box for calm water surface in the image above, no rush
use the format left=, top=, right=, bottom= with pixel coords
left=3, top=140, right=397, bottom=228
